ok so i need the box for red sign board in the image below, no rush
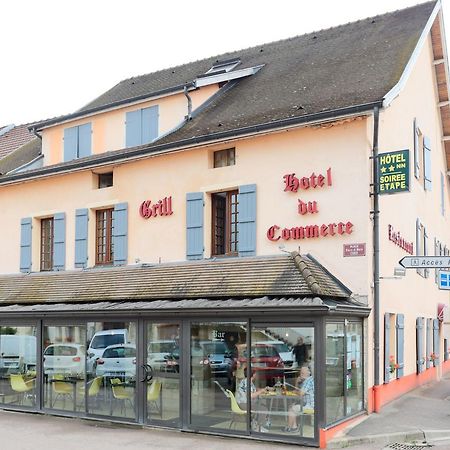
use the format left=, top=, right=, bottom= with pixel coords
left=343, top=243, right=366, bottom=257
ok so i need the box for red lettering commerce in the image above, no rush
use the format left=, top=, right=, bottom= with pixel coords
left=267, top=222, right=353, bottom=241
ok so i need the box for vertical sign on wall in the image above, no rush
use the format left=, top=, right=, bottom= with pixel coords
left=377, top=150, right=410, bottom=194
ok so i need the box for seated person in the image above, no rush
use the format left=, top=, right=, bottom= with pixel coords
left=285, top=365, right=314, bottom=432
left=235, top=368, right=270, bottom=432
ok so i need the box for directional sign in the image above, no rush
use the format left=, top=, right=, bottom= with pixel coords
left=399, top=256, right=450, bottom=269
left=438, top=271, right=450, bottom=290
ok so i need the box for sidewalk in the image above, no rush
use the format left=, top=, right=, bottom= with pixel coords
left=329, top=372, right=450, bottom=448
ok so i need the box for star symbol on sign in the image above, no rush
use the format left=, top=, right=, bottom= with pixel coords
left=380, top=166, right=387, bottom=173
left=389, top=165, right=395, bottom=172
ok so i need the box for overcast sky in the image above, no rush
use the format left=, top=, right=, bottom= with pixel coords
left=0, top=0, right=447, bottom=126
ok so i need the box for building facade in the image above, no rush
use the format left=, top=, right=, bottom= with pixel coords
left=0, top=1, right=448, bottom=447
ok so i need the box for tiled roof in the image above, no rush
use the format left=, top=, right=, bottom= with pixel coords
left=31, top=1, right=436, bottom=137
left=0, top=297, right=370, bottom=315
left=13, top=2, right=436, bottom=184
left=0, top=138, right=41, bottom=175
left=0, top=124, right=36, bottom=159
left=0, top=253, right=350, bottom=305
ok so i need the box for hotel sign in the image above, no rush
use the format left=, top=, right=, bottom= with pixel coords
left=377, top=150, right=410, bottom=194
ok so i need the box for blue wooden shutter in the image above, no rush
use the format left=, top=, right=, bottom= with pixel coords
left=238, top=184, right=257, bottom=257
left=396, top=314, right=404, bottom=378
left=113, top=203, right=128, bottom=266
left=20, top=217, right=32, bottom=273
left=64, top=126, right=78, bottom=162
left=423, top=136, right=432, bottom=190
left=426, top=318, right=432, bottom=369
left=77, top=123, right=92, bottom=158
left=416, top=317, right=424, bottom=373
left=416, top=219, right=422, bottom=276
left=384, top=312, right=391, bottom=383
left=413, top=119, right=420, bottom=179
left=53, top=213, right=66, bottom=271
left=142, top=106, right=159, bottom=144
left=186, top=192, right=204, bottom=260
left=424, top=228, right=429, bottom=278
left=126, top=110, right=142, bottom=148
left=75, top=208, right=89, bottom=268
left=433, top=319, right=440, bottom=367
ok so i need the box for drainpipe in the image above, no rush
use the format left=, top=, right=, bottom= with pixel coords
left=184, top=85, right=193, bottom=120
left=372, top=106, right=381, bottom=411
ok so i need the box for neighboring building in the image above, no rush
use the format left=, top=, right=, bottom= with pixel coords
left=0, top=1, right=448, bottom=448
left=0, top=123, right=42, bottom=175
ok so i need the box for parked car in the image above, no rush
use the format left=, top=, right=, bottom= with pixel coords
left=200, top=341, right=233, bottom=377
left=87, top=329, right=129, bottom=373
left=233, top=343, right=284, bottom=384
left=94, top=344, right=136, bottom=379
left=148, top=340, right=178, bottom=371
left=0, top=335, right=36, bottom=375
left=43, top=343, right=85, bottom=378
left=254, top=340, right=294, bottom=367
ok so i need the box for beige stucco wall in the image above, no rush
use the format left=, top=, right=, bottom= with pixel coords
left=0, top=120, right=372, bottom=300
left=375, top=34, right=450, bottom=382
left=40, top=84, right=219, bottom=165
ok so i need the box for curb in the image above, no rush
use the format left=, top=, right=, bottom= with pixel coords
left=328, top=429, right=450, bottom=448
left=327, top=430, right=425, bottom=448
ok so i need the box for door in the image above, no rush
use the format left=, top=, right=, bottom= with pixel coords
left=249, top=324, right=316, bottom=441
left=144, top=322, right=181, bottom=427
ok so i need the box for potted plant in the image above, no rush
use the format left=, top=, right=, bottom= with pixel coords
left=389, top=355, right=399, bottom=374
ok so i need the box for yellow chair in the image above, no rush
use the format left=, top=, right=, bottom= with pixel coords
left=147, top=379, right=162, bottom=418
left=225, top=389, right=246, bottom=429
left=51, top=375, right=73, bottom=408
left=110, top=378, right=134, bottom=415
left=78, top=376, right=103, bottom=408
left=10, top=374, right=35, bottom=405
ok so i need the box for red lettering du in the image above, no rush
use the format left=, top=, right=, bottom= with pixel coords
left=298, top=199, right=318, bottom=215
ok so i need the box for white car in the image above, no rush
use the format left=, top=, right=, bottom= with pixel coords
left=148, top=340, right=178, bottom=371
left=43, top=343, right=85, bottom=377
left=94, top=344, right=136, bottom=379
left=87, top=329, right=129, bottom=374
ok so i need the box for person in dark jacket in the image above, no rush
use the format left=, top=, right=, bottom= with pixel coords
left=292, top=336, right=308, bottom=367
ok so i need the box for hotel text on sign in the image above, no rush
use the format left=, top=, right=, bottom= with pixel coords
left=377, top=150, right=410, bottom=194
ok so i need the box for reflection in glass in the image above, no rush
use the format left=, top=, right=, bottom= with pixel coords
left=346, top=322, right=363, bottom=415
left=190, top=322, right=247, bottom=431
left=43, top=325, right=86, bottom=412
left=0, top=326, right=37, bottom=408
left=250, top=326, right=315, bottom=439
left=86, top=322, right=136, bottom=419
left=146, top=323, right=180, bottom=426
left=326, top=323, right=345, bottom=423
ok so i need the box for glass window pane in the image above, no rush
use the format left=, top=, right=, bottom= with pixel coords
left=346, top=322, right=363, bottom=415
left=86, top=322, right=136, bottom=419
left=190, top=322, right=247, bottom=431
left=250, top=326, right=314, bottom=439
left=146, top=323, right=180, bottom=426
left=43, top=325, right=86, bottom=413
left=0, top=326, right=37, bottom=408
left=326, top=323, right=345, bottom=424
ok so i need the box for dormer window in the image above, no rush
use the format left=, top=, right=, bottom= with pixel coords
left=205, top=58, right=241, bottom=74
left=126, top=105, right=159, bottom=148
left=63, top=123, right=92, bottom=162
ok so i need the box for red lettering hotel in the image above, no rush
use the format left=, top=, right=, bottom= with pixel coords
left=0, top=2, right=448, bottom=447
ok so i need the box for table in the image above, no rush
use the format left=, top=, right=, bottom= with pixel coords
left=258, top=392, right=312, bottom=434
